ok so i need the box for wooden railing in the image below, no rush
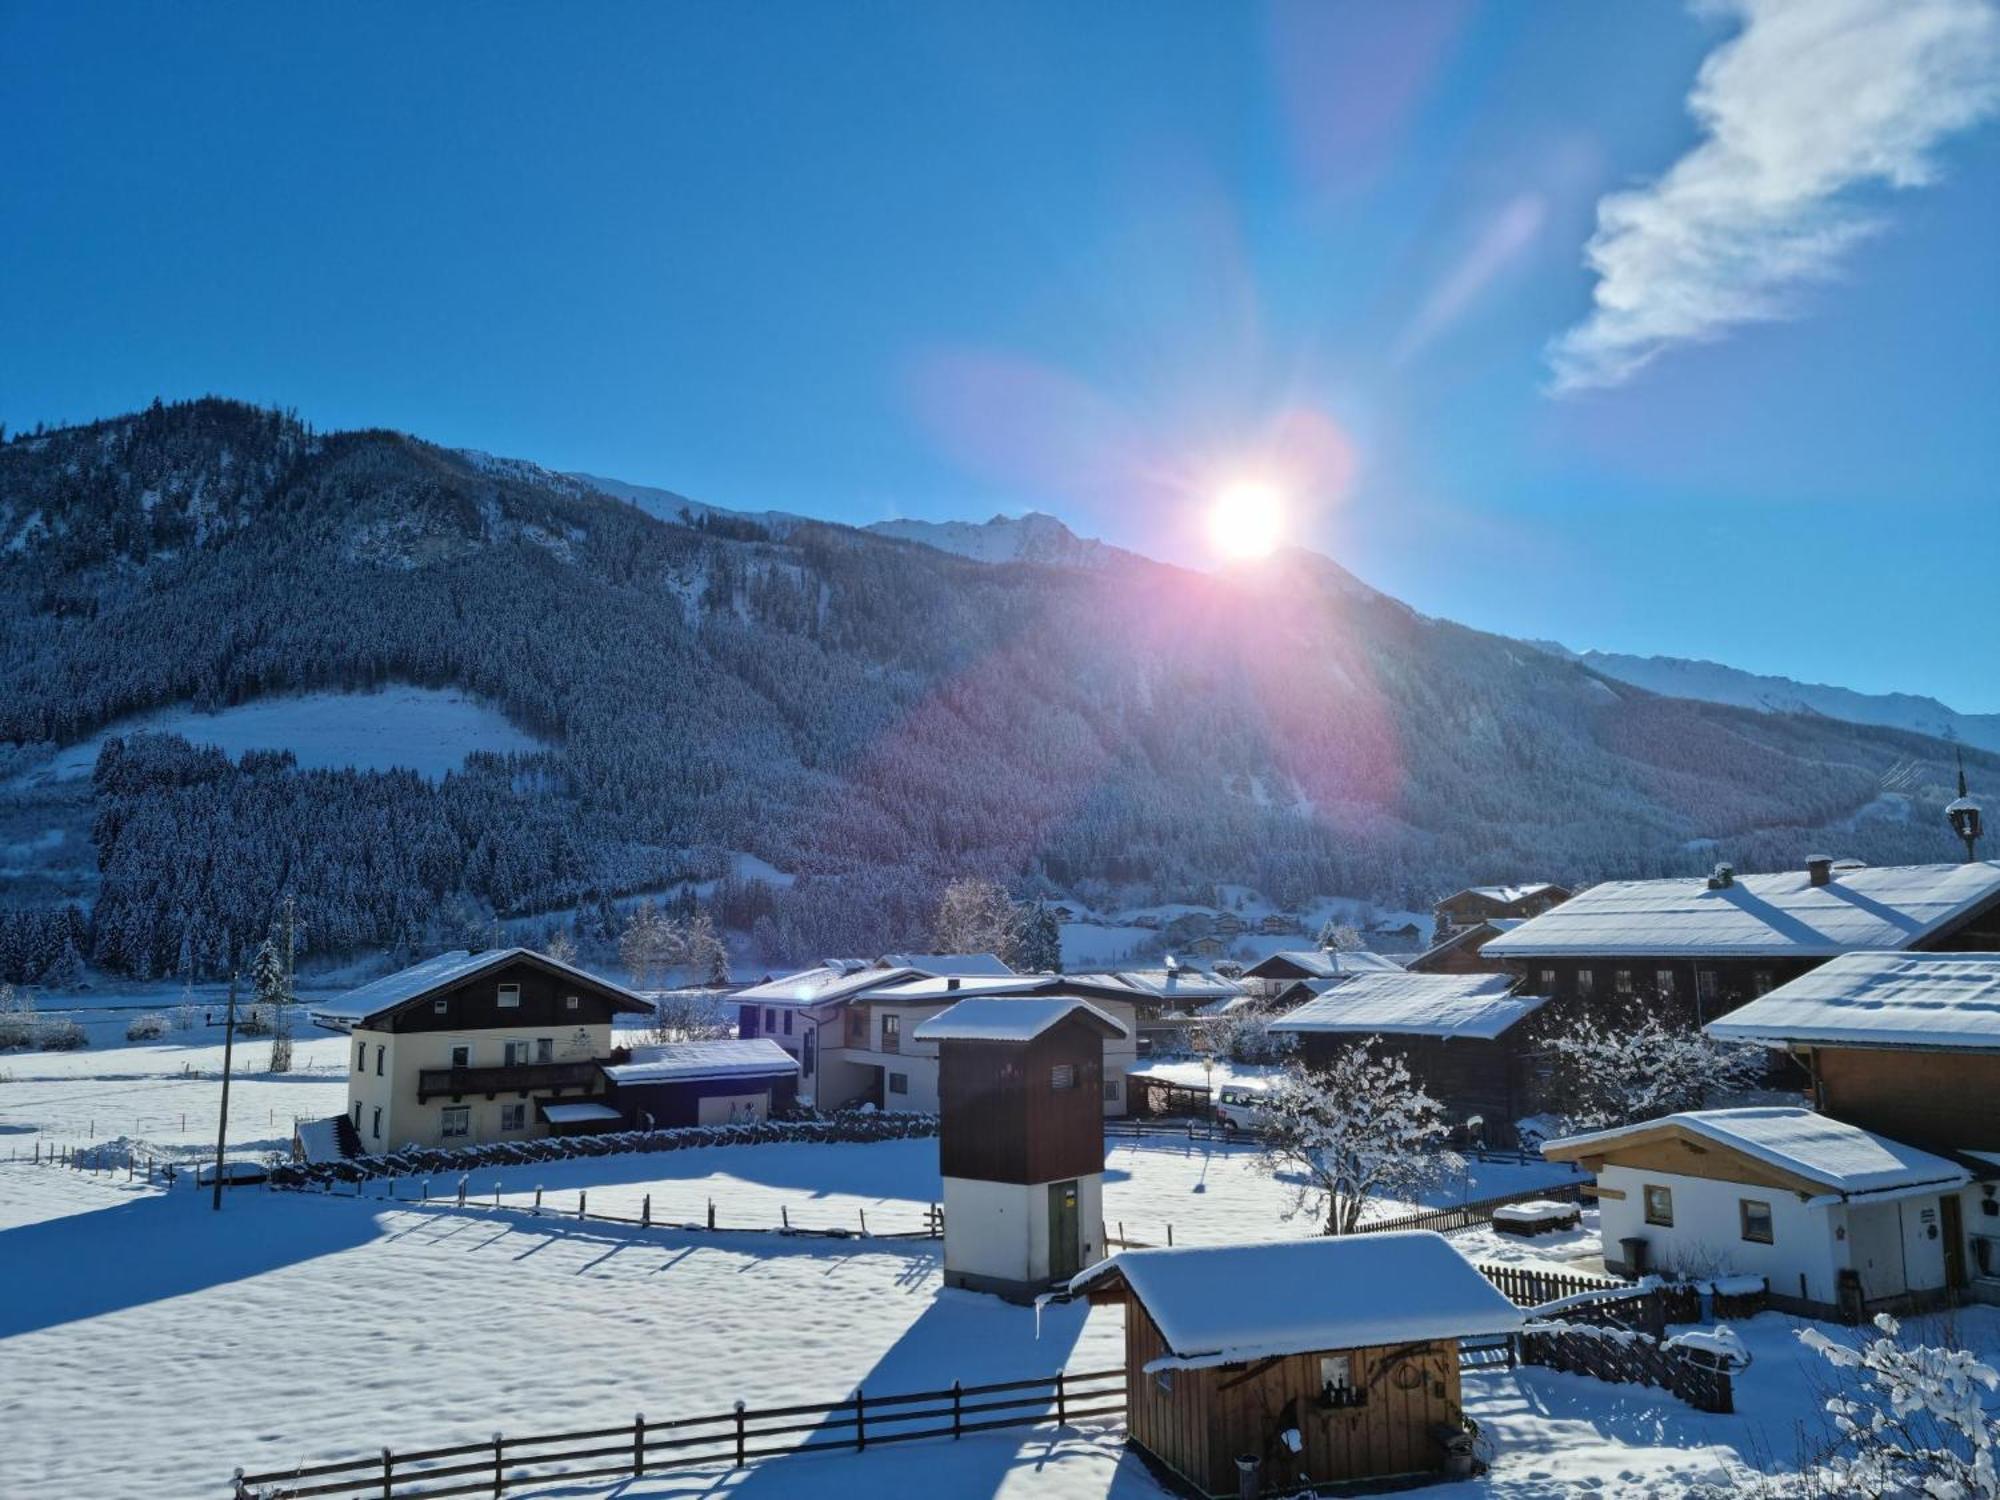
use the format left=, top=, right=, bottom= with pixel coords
left=231, top=1367, right=1124, bottom=1498
left=1475, top=1261, right=1626, bottom=1308
left=415, top=1060, right=599, bottom=1103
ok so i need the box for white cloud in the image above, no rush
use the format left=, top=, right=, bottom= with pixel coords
left=1548, top=0, right=2000, bottom=393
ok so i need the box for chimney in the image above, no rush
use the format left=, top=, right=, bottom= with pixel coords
left=1806, top=855, right=1833, bottom=887
left=1707, top=862, right=1735, bottom=891
left=946, top=976, right=960, bottom=991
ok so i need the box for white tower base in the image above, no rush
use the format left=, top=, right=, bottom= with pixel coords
left=941, top=1173, right=1105, bottom=1302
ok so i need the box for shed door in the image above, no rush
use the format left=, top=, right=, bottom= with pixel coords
left=1848, top=1203, right=1907, bottom=1303
left=1048, top=1180, right=1081, bottom=1281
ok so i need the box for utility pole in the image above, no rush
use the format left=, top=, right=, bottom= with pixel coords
left=212, top=971, right=238, bottom=1212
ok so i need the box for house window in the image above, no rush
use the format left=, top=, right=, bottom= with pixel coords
left=1154, top=1369, right=1173, bottom=1395
left=441, top=1106, right=470, bottom=1138
left=846, top=1010, right=868, bottom=1046
left=1740, top=1199, right=1774, bottom=1244
left=765, top=1007, right=777, bottom=1033
left=881, top=1014, right=901, bottom=1052
left=741, top=1007, right=759, bottom=1038
left=1104, top=1079, right=1120, bottom=1104
left=1697, top=970, right=1721, bottom=1006
left=1319, top=1354, right=1352, bottom=1392
left=433, top=997, right=448, bottom=1014
left=370, top=1106, right=381, bottom=1140
left=888, top=1072, right=909, bottom=1095
left=1752, top=971, right=1774, bottom=997
left=802, top=1030, right=816, bottom=1077
left=536, top=1037, right=554, bottom=1063
left=352, top=1101, right=361, bottom=1126
left=504, top=1040, right=532, bottom=1066
left=1051, top=1064, right=1077, bottom=1091
left=1614, top=970, right=1634, bottom=996
left=500, top=1103, right=526, bottom=1132
left=1539, top=968, right=1557, bottom=992
left=783, top=1011, right=793, bottom=1036
left=497, top=984, right=521, bottom=1009
left=565, top=994, right=579, bottom=1011
left=355, top=1040, right=364, bottom=1072
left=375, top=1044, right=385, bottom=1076
left=1576, top=970, right=1596, bottom=999
left=450, top=1044, right=470, bottom=1069
left=1655, top=969, right=1677, bottom=996
left=1643, top=1184, right=1674, bottom=1227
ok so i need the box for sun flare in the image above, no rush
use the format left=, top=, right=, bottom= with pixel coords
left=1206, top=481, right=1287, bottom=561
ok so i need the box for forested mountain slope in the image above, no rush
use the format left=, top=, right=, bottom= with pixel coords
left=0, top=399, right=1987, bottom=979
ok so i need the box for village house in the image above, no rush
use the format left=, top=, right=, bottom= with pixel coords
left=1483, top=857, right=2000, bottom=1023
left=1268, top=972, right=1551, bottom=1145
left=917, top=996, right=1127, bottom=1301
left=1431, top=882, right=1570, bottom=944
left=599, top=1037, right=799, bottom=1129
left=1070, top=1232, right=1522, bottom=1496
left=1093, top=960, right=1248, bottom=1055
left=304, top=948, right=652, bottom=1153
left=1404, top=917, right=1526, bottom=976
left=1239, top=947, right=1404, bottom=1003
left=1542, top=1108, right=1973, bottom=1319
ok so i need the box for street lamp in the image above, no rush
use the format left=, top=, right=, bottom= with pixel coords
left=1948, top=749, right=1984, bottom=863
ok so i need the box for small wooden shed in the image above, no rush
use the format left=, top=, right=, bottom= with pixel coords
left=598, top=1038, right=800, bottom=1128
left=1069, top=1232, right=1522, bottom=1497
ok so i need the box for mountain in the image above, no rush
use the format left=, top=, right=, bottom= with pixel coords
left=1533, top=645, right=2000, bottom=755
left=564, top=469, right=812, bottom=537
left=1, top=398, right=1991, bottom=982
left=863, top=512, right=1127, bottom=570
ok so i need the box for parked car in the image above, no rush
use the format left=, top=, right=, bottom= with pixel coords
left=196, top=1159, right=268, bottom=1188
left=1213, top=1086, right=1267, bottom=1132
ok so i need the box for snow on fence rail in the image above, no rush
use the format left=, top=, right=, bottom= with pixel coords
left=229, top=1366, right=1125, bottom=1499
left=1353, top=1180, right=1586, bottom=1238
left=1515, top=1322, right=1734, bottom=1414
left=270, top=1111, right=941, bottom=1188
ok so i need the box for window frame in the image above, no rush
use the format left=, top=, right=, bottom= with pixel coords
left=1739, top=1198, right=1774, bottom=1245
left=499, top=1103, right=526, bottom=1133
left=433, top=997, right=448, bottom=1014
left=1643, top=1184, right=1674, bottom=1227
left=370, top=1105, right=381, bottom=1140
left=440, top=1105, right=471, bottom=1139
left=1050, top=1063, right=1077, bottom=1091
left=887, top=1071, right=909, bottom=1096
left=497, top=984, right=521, bottom=1010
left=450, top=1044, right=470, bottom=1069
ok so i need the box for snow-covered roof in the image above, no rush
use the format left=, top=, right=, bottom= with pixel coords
left=1243, top=949, right=1404, bottom=981
left=539, top=1102, right=623, bottom=1124
left=856, top=972, right=1135, bottom=1005
left=1456, top=883, right=1564, bottom=905
left=1484, top=861, right=2000, bottom=960
left=1542, top=1108, right=1970, bottom=1197
left=735, top=954, right=1015, bottom=1008
left=1069, top=1231, right=1522, bottom=1370
left=308, top=948, right=649, bottom=1028
left=1268, top=972, right=1547, bottom=1041
left=294, top=1116, right=349, bottom=1165
left=1089, top=966, right=1246, bottom=1002
left=601, top=1037, right=800, bottom=1085
left=910, top=997, right=1129, bottom=1043
left=1705, top=952, right=2000, bottom=1051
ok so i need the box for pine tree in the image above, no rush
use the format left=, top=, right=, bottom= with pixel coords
left=1013, top=899, right=1062, bottom=973
left=252, top=935, right=294, bottom=1072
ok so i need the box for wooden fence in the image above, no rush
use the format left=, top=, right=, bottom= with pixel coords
left=1475, top=1261, right=1626, bottom=1309
left=1515, top=1325, right=1733, bottom=1414
left=230, top=1367, right=1125, bottom=1498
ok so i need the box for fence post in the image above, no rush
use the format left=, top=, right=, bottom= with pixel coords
left=381, top=1447, right=392, bottom=1500
left=782, top=1205, right=789, bottom=1231
left=854, top=1386, right=866, bottom=1452
left=579, top=1191, right=586, bottom=1220
left=642, top=1193, right=651, bottom=1228
left=1056, top=1370, right=1067, bottom=1426
left=492, top=1432, right=503, bottom=1498
left=859, top=1207, right=867, bottom=1236
left=707, top=1198, right=715, bottom=1230
left=1166, top=1223, right=1173, bottom=1247
left=633, top=1412, right=645, bottom=1476
left=733, top=1401, right=746, bottom=1467
left=457, top=1176, right=467, bottom=1208
left=534, top=1186, right=542, bottom=1212
left=952, top=1380, right=963, bottom=1438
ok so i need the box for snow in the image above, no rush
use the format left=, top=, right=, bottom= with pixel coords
left=305, top=947, right=650, bottom=1028
left=1086, top=966, right=1244, bottom=1004
left=1125, top=1059, right=1282, bottom=1094
left=1269, top=972, right=1547, bottom=1040
left=294, top=1115, right=347, bottom=1163
left=1485, top=859, right=2000, bottom=959
left=1705, top=950, right=2000, bottom=1050
left=539, top=1102, right=625, bottom=1123
left=1462, top=883, right=1563, bottom=905
left=911, top=997, right=1129, bottom=1043
left=1544, top=1108, right=1971, bottom=1196
left=1491, top=1200, right=1581, bottom=1228
left=1069, top=1231, right=1523, bottom=1371
left=11, top=685, right=545, bottom=786
left=602, top=1037, right=798, bottom=1084
left=735, top=955, right=1015, bottom=1008
left=1243, top=948, right=1405, bottom=980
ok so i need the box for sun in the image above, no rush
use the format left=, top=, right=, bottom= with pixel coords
left=1206, top=481, right=1288, bottom=561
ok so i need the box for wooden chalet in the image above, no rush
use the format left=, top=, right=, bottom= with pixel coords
left=1432, top=883, right=1569, bottom=943
left=1405, top=918, right=1525, bottom=976
left=1485, top=858, right=2000, bottom=1024
left=1069, top=1233, right=1521, bottom=1496
left=1268, top=972, right=1551, bottom=1145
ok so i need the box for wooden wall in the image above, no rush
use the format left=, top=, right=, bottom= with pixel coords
left=1815, top=1047, right=2000, bottom=1153
left=937, top=1018, right=1104, bottom=1185
left=383, top=956, right=637, bottom=1033
left=1299, top=1033, right=1528, bottom=1139
left=1123, top=1300, right=1462, bottom=1496
left=605, top=1071, right=798, bottom=1129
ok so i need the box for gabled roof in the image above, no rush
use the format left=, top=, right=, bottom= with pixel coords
left=855, top=972, right=1137, bottom=1005
left=1446, top=883, right=1566, bottom=907
left=1089, top=965, right=1246, bottom=1003
left=911, top=997, right=1129, bottom=1043
left=1242, top=949, right=1404, bottom=982
left=1484, top=861, right=2000, bottom=960
left=1705, top=952, right=2000, bottom=1051
left=307, top=948, right=650, bottom=1029
left=878, top=953, right=1016, bottom=977
left=1268, top=972, right=1546, bottom=1041
left=735, top=954, right=1015, bottom=1008
left=1405, top=919, right=1523, bottom=972
left=602, top=1037, right=800, bottom=1085
left=1069, top=1232, right=1521, bottom=1370
left=1542, top=1107, right=1969, bottom=1200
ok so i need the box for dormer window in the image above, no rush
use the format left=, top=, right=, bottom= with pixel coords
left=565, top=995, right=579, bottom=1011
left=433, top=997, right=448, bottom=1014
left=497, top=984, right=521, bottom=1009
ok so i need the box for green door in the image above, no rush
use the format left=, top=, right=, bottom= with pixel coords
left=1048, top=1180, right=1081, bottom=1281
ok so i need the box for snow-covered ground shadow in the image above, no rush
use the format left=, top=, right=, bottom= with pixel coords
left=0, top=1173, right=378, bottom=1338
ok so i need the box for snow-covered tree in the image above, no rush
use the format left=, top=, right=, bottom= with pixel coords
left=1543, top=1007, right=1764, bottom=1133
left=1013, top=899, right=1062, bottom=973
left=251, top=936, right=293, bottom=1073
left=541, top=927, right=578, bottom=966
left=0, top=983, right=35, bottom=1050
left=930, top=878, right=1019, bottom=962
left=618, top=899, right=665, bottom=988
left=647, top=990, right=734, bottom=1045
left=1254, top=1044, right=1462, bottom=1236
left=1203, top=1009, right=1294, bottom=1064
left=1316, top=919, right=1365, bottom=952
left=1799, top=1312, right=2000, bottom=1498
left=681, top=908, right=730, bottom=987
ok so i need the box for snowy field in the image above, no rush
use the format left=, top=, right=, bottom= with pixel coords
left=6, top=1030, right=1996, bottom=1499
left=11, top=685, right=545, bottom=786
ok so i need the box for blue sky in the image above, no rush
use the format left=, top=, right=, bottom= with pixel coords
left=4, top=2, right=1996, bottom=708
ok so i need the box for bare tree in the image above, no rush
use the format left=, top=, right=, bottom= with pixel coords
left=1255, top=1043, right=1461, bottom=1236
left=930, top=877, right=1019, bottom=963
left=1544, top=1005, right=1764, bottom=1133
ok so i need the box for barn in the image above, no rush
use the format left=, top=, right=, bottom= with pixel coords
left=599, top=1038, right=800, bottom=1129
left=1070, top=1232, right=1522, bottom=1496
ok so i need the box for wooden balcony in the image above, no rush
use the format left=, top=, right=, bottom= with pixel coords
left=416, top=1060, right=601, bottom=1103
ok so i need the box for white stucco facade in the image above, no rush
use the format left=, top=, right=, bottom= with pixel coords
left=941, top=1173, right=1105, bottom=1298
left=345, top=1020, right=610, bottom=1150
